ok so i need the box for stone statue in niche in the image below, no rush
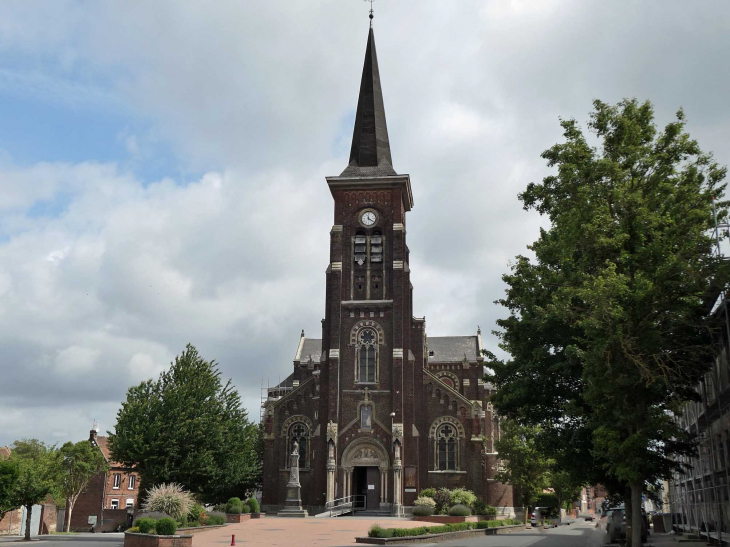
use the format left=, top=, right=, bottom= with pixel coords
left=360, top=404, right=373, bottom=429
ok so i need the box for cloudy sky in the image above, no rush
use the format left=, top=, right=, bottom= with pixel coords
left=0, top=0, right=728, bottom=446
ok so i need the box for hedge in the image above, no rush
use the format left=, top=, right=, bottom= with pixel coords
left=368, top=522, right=476, bottom=538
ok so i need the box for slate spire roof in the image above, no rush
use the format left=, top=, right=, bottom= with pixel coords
left=341, top=27, right=397, bottom=178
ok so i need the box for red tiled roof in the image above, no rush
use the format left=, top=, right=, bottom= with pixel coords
left=93, top=436, right=131, bottom=469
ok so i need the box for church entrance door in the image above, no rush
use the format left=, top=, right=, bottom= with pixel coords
left=353, top=466, right=380, bottom=510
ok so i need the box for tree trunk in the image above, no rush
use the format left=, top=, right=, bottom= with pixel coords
left=24, top=504, right=32, bottom=541
left=625, top=486, right=633, bottom=547
left=66, top=500, right=74, bottom=533
left=630, top=481, right=643, bottom=547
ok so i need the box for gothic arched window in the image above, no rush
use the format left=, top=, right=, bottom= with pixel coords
left=437, top=424, right=457, bottom=471
left=288, top=422, right=308, bottom=469
left=358, top=328, right=377, bottom=383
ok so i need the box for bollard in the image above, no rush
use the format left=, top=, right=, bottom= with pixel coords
left=231, top=535, right=236, bottom=546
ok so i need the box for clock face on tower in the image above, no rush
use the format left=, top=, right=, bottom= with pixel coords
left=360, top=210, right=377, bottom=226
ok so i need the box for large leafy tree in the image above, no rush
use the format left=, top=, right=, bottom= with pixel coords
left=9, top=440, right=61, bottom=541
left=489, top=99, right=727, bottom=546
left=494, top=420, right=551, bottom=514
left=58, top=440, right=109, bottom=532
left=110, top=344, right=261, bottom=503
left=0, top=459, right=19, bottom=521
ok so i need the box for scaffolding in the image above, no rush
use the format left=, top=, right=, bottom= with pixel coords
left=668, top=197, right=730, bottom=544
left=260, top=377, right=295, bottom=422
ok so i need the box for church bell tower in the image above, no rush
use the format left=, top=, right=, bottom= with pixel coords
left=319, top=25, right=418, bottom=513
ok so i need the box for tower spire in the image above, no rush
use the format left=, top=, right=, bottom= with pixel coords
left=340, top=26, right=397, bottom=177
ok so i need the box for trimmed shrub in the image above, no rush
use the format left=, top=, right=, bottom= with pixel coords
left=226, top=497, right=243, bottom=514
left=472, top=500, right=487, bottom=515
left=476, top=520, right=504, bottom=529
left=450, top=488, right=476, bottom=508
left=418, top=488, right=436, bottom=499
left=433, top=488, right=452, bottom=514
left=241, top=504, right=251, bottom=514
left=483, top=504, right=498, bottom=516
left=368, top=525, right=394, bottom=538
left=143, top=483, right=193, bottom=520
left=414, top=496, right=436, bottom=508
left=155, top=517, right=178, bottom=536
left=206, top=514, right=226, bottom=526
left=127, top=527, right=140, bottom=533
left=448, top=504, right=472, bottom=517
left=245, top=498, right=260, bottom=513
left=135, top=518, right=156, bottom=534
left=413, top=506, right=435, bottom=516
left=369, top=522, right=476, bottom=538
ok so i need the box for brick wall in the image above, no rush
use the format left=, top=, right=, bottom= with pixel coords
left=124, top=533, right=192, bottom=547
left=39, top=504, right=57, bottom=534
left=0, top=508, right=22, bottom=535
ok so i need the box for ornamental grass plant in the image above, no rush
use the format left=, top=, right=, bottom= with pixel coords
left=143, top=483, right=193, bottom=520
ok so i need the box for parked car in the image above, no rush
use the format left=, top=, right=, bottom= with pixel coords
left=606, top=508, right=647, bottom=543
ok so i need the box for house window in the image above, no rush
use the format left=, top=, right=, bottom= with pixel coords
left=113, top=474, right=121, bottom=489
left=357, top=328, right=377, bottom=383
left=128, top=475, right=135, bottom=490
left=288, top=422, right=308, bottom=469
left=126, top=499, right=134, bottom=508
left=111, top=499, right=119, bottom=510
left=437, top=424, right=457, bottom=471
left=360, top=404, right=373, bottom=429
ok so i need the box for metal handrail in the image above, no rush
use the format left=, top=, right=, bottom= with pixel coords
left=324, top=495, right=367, bottom=517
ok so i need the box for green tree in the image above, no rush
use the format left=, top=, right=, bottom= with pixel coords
left=489, top=99, right=728, bottom=546
left=0, top=459, right=19, bottom=521
left=9, top=440, right=60, bottom=541
left=549, top=469, right=583, bottom=513
left=493, top=420, right=551, bottom=514
left=58, top=440, right=109, bottom=532
left=109, top=344, right=261, bottom=503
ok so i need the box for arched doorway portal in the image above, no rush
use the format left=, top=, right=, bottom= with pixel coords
left=341, top=438, right=390, bottom=510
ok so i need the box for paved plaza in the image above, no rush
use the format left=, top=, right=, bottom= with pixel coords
left=192, top=517, right=425, bottom=547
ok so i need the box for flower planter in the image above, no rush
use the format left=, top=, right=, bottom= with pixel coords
left=250, top=513, right=265, bottom=519
left=124, top=532, right=192, bottom=547
left=176, top=525, right=227, bottom=536
left=225, top=513, right=251, bottom=524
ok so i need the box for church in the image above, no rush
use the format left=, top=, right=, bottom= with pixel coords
left=261, top=24, right=514, bottom=516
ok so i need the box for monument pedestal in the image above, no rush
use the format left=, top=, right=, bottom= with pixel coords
left=277, top=442, right=308, bottom=518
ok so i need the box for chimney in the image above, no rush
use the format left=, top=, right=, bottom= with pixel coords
left=89, top=420, right=99, bottom=442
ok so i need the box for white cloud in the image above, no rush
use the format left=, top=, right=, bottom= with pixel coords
left=0, top=0, right=728, bottom=444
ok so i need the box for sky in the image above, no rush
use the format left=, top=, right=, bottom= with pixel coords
left=0, top=0, right=729, bottom=447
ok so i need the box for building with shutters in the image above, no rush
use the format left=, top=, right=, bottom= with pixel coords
left=260, top=25, right=514, bottom=516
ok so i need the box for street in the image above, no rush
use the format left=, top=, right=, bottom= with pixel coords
left=436, top=519, right=618, bottom=547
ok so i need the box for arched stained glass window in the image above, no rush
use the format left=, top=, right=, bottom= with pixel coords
left=437, top=425, right=457, bottom=470
left=358, top=329, right=376, bottom=383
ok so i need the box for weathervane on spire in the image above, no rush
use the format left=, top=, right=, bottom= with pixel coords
left=365, top=0, right=375, bottom=26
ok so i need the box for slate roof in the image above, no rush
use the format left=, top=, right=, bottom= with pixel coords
left=297, top=338, right=322, bottom=364
left=427, top=336, right=480, bottom=363
left=341, top=27, right=397, bottom=178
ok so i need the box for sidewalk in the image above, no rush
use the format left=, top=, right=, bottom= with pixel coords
left=648, top=532, right=708, bottom=545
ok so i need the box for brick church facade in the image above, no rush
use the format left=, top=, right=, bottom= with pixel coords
left=261, top=26, right=514, bottom=516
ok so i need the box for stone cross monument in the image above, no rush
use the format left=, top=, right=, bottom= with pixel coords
left=277, top=441, right=308, bottom=518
